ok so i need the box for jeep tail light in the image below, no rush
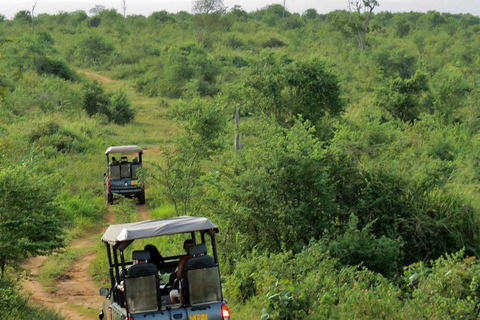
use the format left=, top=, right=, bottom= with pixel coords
left=222, top=304, right=230, bottom=319
left=141, top=181, right=145, bottom=190
left=125, top=317, right=134, bottom=320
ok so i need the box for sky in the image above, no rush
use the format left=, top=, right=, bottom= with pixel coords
left=1, top=0, right=480, bottom=19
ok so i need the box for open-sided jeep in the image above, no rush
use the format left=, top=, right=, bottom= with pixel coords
left=104, top=145, right=145, bottom=205
left=99, top=216, right=231, bottom=320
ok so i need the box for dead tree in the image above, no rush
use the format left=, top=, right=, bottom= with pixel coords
left=121, top=0, right=127, bottom=19
left=234, top=107, right=244, bottom=151
left=31, top=1, right=37, bottom=32
left=348, top=0, right=379, bottom=50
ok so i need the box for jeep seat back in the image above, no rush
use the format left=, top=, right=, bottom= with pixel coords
left=125, top=263, right=159, bottom=313
left=131, top=164, right=141, bottom=179
left=109, top=165, right=121, bottom=180
left=184, top=244, right=215, bottom=271
left=186, top=266, right=222, bottom=305
left=120, top=163, right=131, bottom=179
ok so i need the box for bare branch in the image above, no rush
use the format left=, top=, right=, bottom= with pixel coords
left=121, top=0, right=127, bottom=19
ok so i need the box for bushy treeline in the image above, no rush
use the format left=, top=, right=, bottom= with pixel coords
left=1, top=4, right=480, bottom=319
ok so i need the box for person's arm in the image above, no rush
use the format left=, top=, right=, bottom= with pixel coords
left=176, top=256, right=186, bottom=278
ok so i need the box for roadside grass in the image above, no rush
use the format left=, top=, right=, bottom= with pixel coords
left=67, top=303, right=99, bottom=318
left=113, top=197, right=141, bottom=223
left=90, top=243, right=110, bottom=287
left=230, top=301, right=263, bottom=320
left=150, top=202, right=176, bottom=220
left=38, top=246, right=93, bottom=292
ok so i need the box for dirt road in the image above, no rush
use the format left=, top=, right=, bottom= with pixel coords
left=77, top=70, right=116, bottom=83
left=21, top=238, right=101, bottom=320
left=22, top=205, right=152, bottom=319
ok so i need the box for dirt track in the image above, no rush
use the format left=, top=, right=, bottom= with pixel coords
left=77, top=70, right=116, bottom=83
left=22, top=204, right=151, bottom=319
left=21, top=238, right=101, bottom=320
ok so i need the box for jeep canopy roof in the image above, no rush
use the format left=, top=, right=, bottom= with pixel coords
left=105, top=145, right=143, bottom=155
left=101, top=216, right=219, bottom=246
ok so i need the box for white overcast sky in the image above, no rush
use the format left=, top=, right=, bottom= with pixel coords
left=1, top=0, right=480, bottom=19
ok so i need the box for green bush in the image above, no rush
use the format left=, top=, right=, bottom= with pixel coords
left=82, top=81, right=134, bottom=124
left=71, top=33, right=115, bottom=66
left=0, top=278, right=63, bottom=320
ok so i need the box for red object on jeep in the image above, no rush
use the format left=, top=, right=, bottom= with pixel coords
left=222, top=303, right=230, bottom=319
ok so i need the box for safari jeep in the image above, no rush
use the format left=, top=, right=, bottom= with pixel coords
left=104, top=145, right=145, bottom=205
left=99, top=216, right=231, bottom=320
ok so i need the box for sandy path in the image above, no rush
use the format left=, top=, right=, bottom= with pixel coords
left=77, top=70, right=115, bottom=83
left=22, top=238, right=102, bottom=320
left=21, top=206, right=151, bottom=320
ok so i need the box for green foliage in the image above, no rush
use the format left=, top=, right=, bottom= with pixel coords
left=0, top=34, right=77, bottom=81
left=173, top=97, right=228, bottom=156
left=202, top=118, right=336, bottom=253
left=3, top=7, right=480, bottom=318
left=246, top=56, right=343, bottom=125
left=71, top=33, right=115, bottom=66
left=0, top=165, right=66, bottom=277
left=108, top=90, right=135, bottom=125
left=1, top=72, right=83, bottom=116
left=82, top=81, right=134, bottom=124
left=13, top=11, right=32, bottom=24
left=0, top=278, right=63, bottom=319
left=374, top=72, right=428, bottom=122
left=323, top=214, right=403, bottom=276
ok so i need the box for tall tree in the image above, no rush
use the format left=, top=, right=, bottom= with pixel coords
left=192, top=0, right=225, bottom=14
left=348, top=0, right=379, bottom=50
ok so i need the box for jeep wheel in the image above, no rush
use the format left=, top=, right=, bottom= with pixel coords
left=107, top=193, right=113, bottom=205
left=138, top=191, right=145, bottom=205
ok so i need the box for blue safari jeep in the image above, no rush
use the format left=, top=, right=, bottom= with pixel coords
left=99, top=216, right=230, bottom=320
left=104, top=145, right=145, bottom=205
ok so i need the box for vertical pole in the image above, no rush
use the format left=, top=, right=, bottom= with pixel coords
left=234, top=107, right=243, bottom=150
left=112, top=247, right=120, bottom=303
left=191, top=232, right=196, bottom=243
left=120, top=250, right=129, bottom=316
left=106, top=243, right=116, bottom=302
left=211, top=233, right=223, bottom=300
left=235, top=107, right=240, bottom=150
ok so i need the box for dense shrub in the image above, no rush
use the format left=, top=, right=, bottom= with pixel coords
left=82, top=81, right=134, bottom=124
left=71, top=33, right=115, bottom=66
left=0, top=278, right=62, bottom=320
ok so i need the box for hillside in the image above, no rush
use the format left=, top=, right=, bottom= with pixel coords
left=1, top=4, right=480, bottom=319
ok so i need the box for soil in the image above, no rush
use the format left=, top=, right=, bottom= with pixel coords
left=77, top=70, right=115, bottom=83
left=21, top=206, right=151, bottom=319
left=21, top=238, right=102, bottom=320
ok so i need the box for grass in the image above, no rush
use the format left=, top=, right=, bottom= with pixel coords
left=67, top=303, right=99, bottom=318
left=38, top=246, right=93, bottom=292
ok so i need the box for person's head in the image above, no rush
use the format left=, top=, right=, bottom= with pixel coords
left=133, top=259, right=146, bottom=265
left=183, top=239, right=195, bottom=253
left=144, top=244, right=163, bottom=266
left=112, top=157, right=116, bottom=161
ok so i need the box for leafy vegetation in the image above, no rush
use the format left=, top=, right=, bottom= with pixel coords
left=1, top=3, right=480, bottom=319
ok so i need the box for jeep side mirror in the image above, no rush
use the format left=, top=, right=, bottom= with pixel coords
left=99, top=288, right=109, bottom=297
left=104, top=173, right=106, bottom=177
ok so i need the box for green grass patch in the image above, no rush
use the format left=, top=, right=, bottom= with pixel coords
left=150, top=203, right=176, bottom=220
left=67, top=303, right=99, bottom=318
left=38, top=246, right=93, bottom=292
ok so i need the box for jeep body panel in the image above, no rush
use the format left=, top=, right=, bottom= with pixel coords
left=102, top=301, right=225, bottom=320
